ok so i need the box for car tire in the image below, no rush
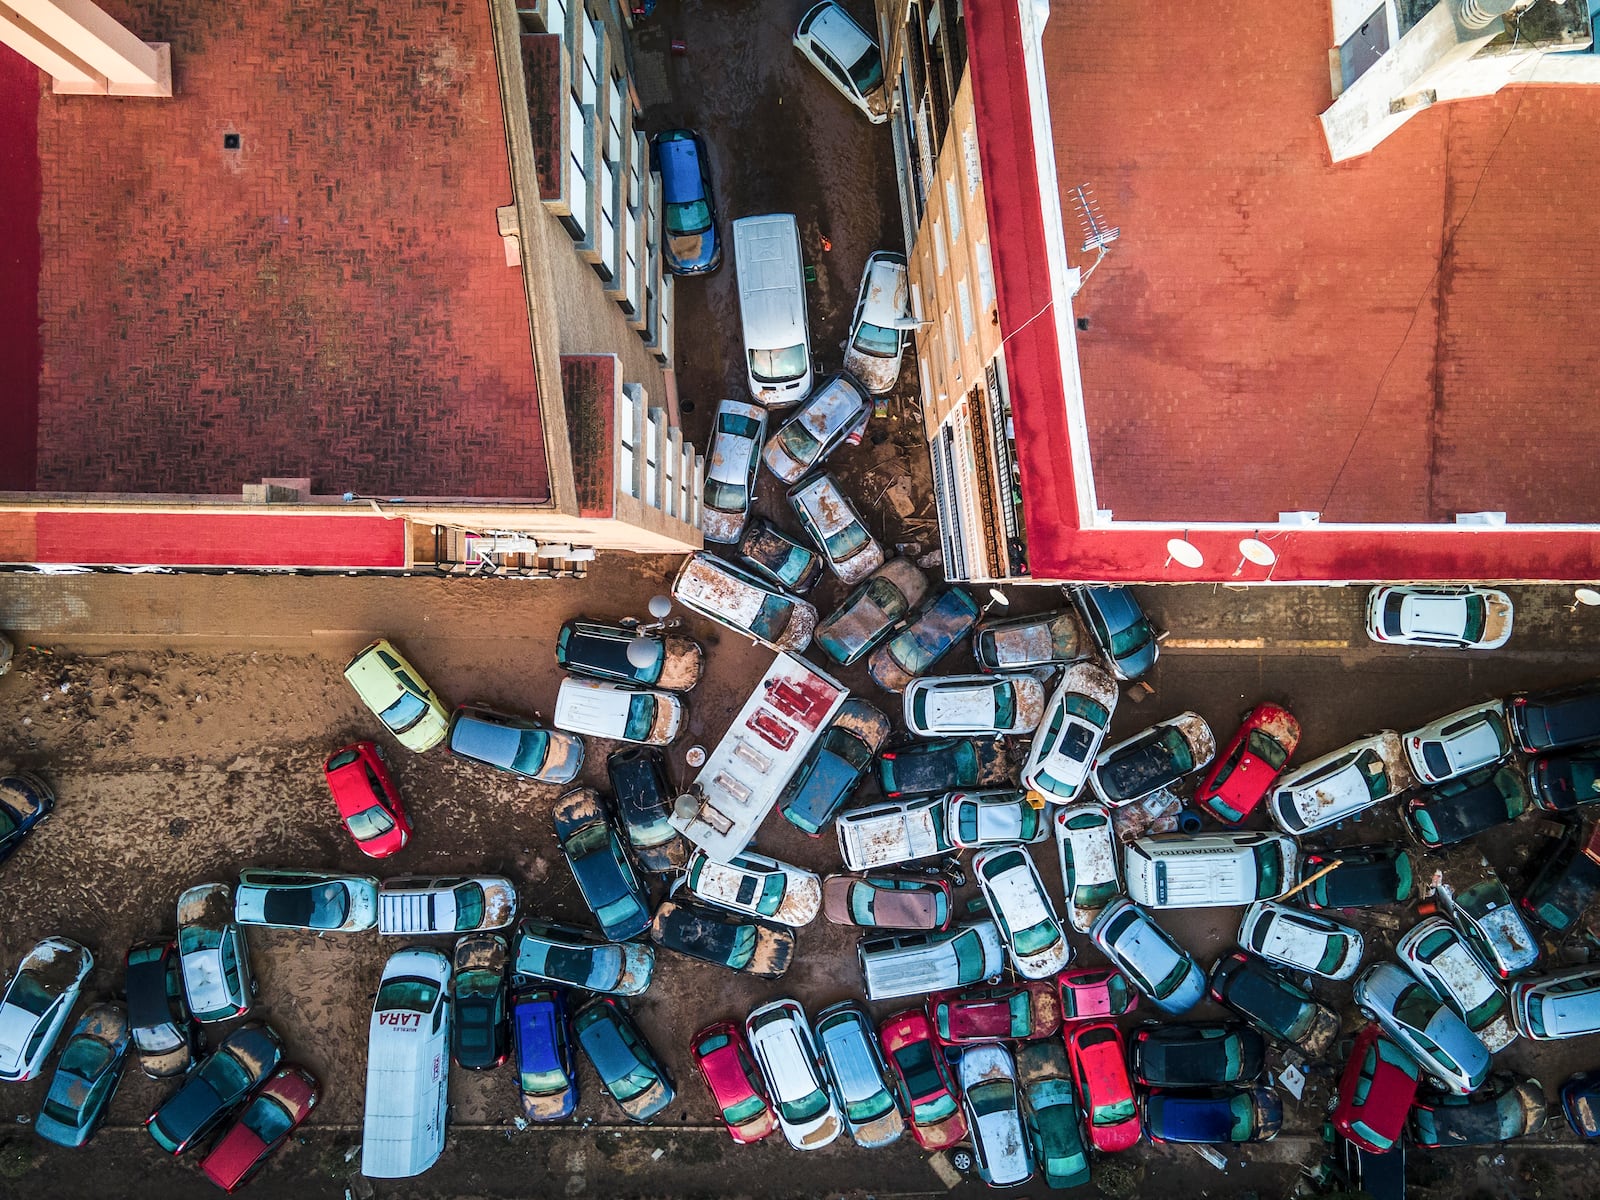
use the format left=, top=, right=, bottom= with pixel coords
left=950, top=1148, right=975, bottom=1174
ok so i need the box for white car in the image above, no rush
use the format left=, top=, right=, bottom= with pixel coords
left=1396, top=916, right=1517, bottom=1052
left=684, top=848, right=822, bottom=928
left=903, top=673, right=1047, bottom=738
left=1021, top=662, right=1120, bottom=803
left=701, top=399, right=767, bottom=544
left=793, top=2, right=888, bottom=123
left=843, top=251, right=912, bottom=393
left=958, top=1044, right=1033, bottom=1188
left=1053, top=804, right=1121, bottom=932
left=1353, top=962, right=1491, bottom=1095
left=745, top=998, right=843, bottom=1150
left=177, top=882, right=257, bottom=1023
left=1090, top=898, right=1204, bottom=1014
left=1402, top=701, right=1511, bottom=785
left=948, top=790, right=1050, bottom=849
left=1237, top=901, right=1363, bottom=981
left=1365, top=585, right=1513, bottom=650
left=0, top=938, right=93, bottom=1082
left=1510, top=966, right=1600, bottom=1041
left=378, top=875, right=518, bottom=935
left=788, top=473, right=885, bottom=585
left=1089, top=711, right=1216, bottom=807
left=554, top=676, right=685, bottom=746
left=973, top=845, right=1070, bottom=979
left=1269, top=731, right=1414, bottom=835
left=234, top=868, right=380, bottom=933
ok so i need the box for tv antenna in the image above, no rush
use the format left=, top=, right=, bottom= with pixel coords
left=1069, top=184, right=1120, bottom=288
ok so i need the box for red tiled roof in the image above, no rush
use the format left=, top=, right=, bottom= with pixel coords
left=966, top=0, right=1600, bottom=584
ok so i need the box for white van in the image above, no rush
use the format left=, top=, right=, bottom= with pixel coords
left=857, top=921, right=1005, bottom=1001
left=1122, top=831, right=1299, bottom=910
left=361, top=948, right=450, bottom=1179
left=733, top=214, right=812, bottom=405
left=671, top=553, right=818, bottom=653
left=553, top=676, right=685, bottom=745
left=835, top=794, right=952, bottom=872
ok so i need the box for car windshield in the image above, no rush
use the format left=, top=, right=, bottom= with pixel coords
left=1094, top=1094, right=1136, bottom=1125
left=894, top=1041, right=955, bottom=1123
left=346, top=804, right=396, bottom=841
left=453, top=883, right=487, bottom=930
left=1460, top=595, right=1487, bottom=642
left=761, top=543, right=812, bottom=588
left=242, top=1093, right=296, bottom=1144
left=624, top=695, right=658, bottom=743
left=510, top=731, right=552, bottom=776
left=666, top=198, right=711, bottom=236
left=724, top=924, right=759, bottom=969
left=704, top=479, right=748, bottom=512
left=58, top=1035, right=112, bottom=1082
left=968, top=1078, right=1015, bottom=1119
left=780, top=1083, right=831, bottom=1124
left=776, top=418, right=823, bottom=464
left=895, top=618, right=956, bottom=674
left=824, top=520, right=870, bottom=560
left=724, top=1092, right=768, bottom=1126
left=178, top=924, right=221, bottom=957
left=1247, top=728, right=1290, bottom=769
left=852, top=320, right=900, bottom=358
left=1394, top=982, right=1443, bottom=1030
left=7, top=974, right=55, bottom=1017
left=1012, top=917, right=1061, bottom=957
left=379, top=691, right=428, bottom=733
left=1353, top=749, right=1391, bottom=800
left=1107, top=618, right=1152, bottom=659
left=750, top=594, right=795, bottom=642
left=749, top=345, right=808, bottom=385
left=847, top=44, right=883, bottom=94
left=0, top=808, right=16, bottom=837
left=376, top=976, right=441, bottom=1013
left=1252, top=845, right=1283, bottom=896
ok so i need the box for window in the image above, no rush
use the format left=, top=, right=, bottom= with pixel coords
left=975, top=239, right=995, bottom=309
left=963, top=126, right=981, bottom=196
left=957, top=279, right=974, bottom=341
left=645, top=409, right=661, bottom=507
left=618, top=386, right=639, bottom=498
left=945, top=176, right=961, bottom=237
left=932, top=218, right=947, bottom=275
left=910, top=281, right=924, bottom=322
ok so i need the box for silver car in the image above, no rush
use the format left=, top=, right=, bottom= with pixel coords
left=1353, top=962, right=1490, bottom=1095
left=1396, top=916, right=1517, bottom=1052
left=1053, top=803, right=1121, bottom=933
left=815, top=1002, right=904, bottom=1148
left=1425, top=850, right=1541, bottom=979
left=1090, top=898, right=1204, bottom=1014
left=959, top=1043, right=1033, bottom=1187
left=762, top=374, right=872, bottom=483
left=701, top=399, right=767, bottom=544
left=234, top=869, right=379, bottom=933
left=176, top=883, right=256, bottom=1023
left=788, top=473, right=885, bottom=584
left=842, top=251, right=912, bottom=393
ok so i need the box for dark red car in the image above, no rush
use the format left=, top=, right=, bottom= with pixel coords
left=690, top=1020, right=778, bottom=1144
left=323, top=741, right=411, bottom=857
left=1065, top=1020, right=1140, bottom=1152
left=927, top=980, right=1061, bottom=1045
left=1330, top=1024, right=1420, bottom=1153
left=199, top=1065, right=319, bottom=1191
left=878, top=1009, right=966, bottom=1150
left=1193, top=703, right=1301, bottom=824
left=1057, top=966, right=1140, bottom=1022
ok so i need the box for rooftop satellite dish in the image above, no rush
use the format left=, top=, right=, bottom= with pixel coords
left=1571, top=587, right=1600, bottom=612
left=987, top=588, right=1010, bottom=608
left=1165, top=538, right=1204, bottom=569
left=648, top=595, right=673, bottom=621
left=1239, top=538, right=1277, bottom=566
left=626, top=636, right=658, bottom=669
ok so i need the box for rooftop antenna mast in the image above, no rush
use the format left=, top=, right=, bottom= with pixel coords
left=1069, top=184, right=1120, bottom=288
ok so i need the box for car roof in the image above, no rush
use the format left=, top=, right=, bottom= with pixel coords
left=656, top=133, right=704, bottom=204
left=808, top=2, right=872, bottom=61
left=859, top=254, right=908, bottom=326
left=450, top=715, right=522, bottom=766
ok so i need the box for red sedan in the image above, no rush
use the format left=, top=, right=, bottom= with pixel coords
left=323, top=741, right=411, bottom=857
left=878, top=1009, right=967, bottom=1150
left=200, top=1065, right=319, bottom=1191
left=1057, top=966, right=1140, bottom=1021
left=690, top=1020, right=779, bottom=1144
left=1331, top=1024, right=1420, bottom=1153
left=1193, top=703, right=1301, bottom=824
left=928, top=980, right=1061, bottom=1045
left=1065, top=1020, right=1141, bottom=1152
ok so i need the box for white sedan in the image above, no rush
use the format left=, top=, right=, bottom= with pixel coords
left=745, top=998, right=843, bottom=1151
left=1396, top=915, right=1517, bottom=1052
left=973, top=845, right=1070, bottom=979
left=1365, top=585, right=1513, bottom=650
left=903, top=673, right=1046, bottom=738
left=1269, top=731, right=1414, bottom=835
left=0, top=938, right=93, bottom=1082
left=1021, top=662, right=1119, bottom=803
left=948, top=790, right=1049, bottom=849
left=1402, top=700, right=1511, bottom=785
left=1237, top=901, right=1363, bottom=981
left=843, top=251, right=913, bottom=393
left=1053, top=803, right=1121, bottom=933
left=684, top=849, right=822, bottom=928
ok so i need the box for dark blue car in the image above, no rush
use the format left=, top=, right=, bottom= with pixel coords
left=0, top=771, right=55, bottom=866
left=552, top=788, right=653, bottom=941
left=572, top=995, right=675, bottom=1122
left=652, top=129, right=720, bottom=275
left=513, top=986, right=577, bottom=1121
left=145, top=1022, right=284, bottom=1156
left=1068, top=584, right=1159, bottom=681
left=1141, top=1086, right=1282, bottom=1144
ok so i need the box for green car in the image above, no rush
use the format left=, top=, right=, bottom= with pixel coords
left=1015, top=1041, right=1090, bottom=1188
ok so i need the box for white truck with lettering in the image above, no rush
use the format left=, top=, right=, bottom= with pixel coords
left=361, top=948, right=450, bottom=1179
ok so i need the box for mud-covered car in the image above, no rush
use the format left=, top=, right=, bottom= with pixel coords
left=1022, top=663, right=1120, bottom=803
left=377, top=875, right=518, bottom=935
left=1269, top=731, right=1414, bottom=835
left=959, top=1043, right=1033, bottom=1186
left=1331, top=1024, right=1421, bottom=1153
left=737, top=518, right=825, bottom=594
left=1353, top=962, right=1491, bottom=1094
left=145, top=1022, right=284, bottom=1155
left=1053, top=804, right=1121, bottom=932
left=1237, top=901, right=1363, bottom=981
left=1409, top=1073, right=1547, bottom=1147
left=1057, top=966, right=1139, bottom=1021
left=572, top=995, right=675, bottom=1123
left=685, top=848, right=822, bottom=927
left=1067, top=584, right=1158, bottom=681
left=789, top=472, right=885, bottom=585
left=1519, top=822, right=1600, bottom=934
left=1194, top=703, right=1301, bottom=825
left=1090, top=712, right=1216, bottom=808
left=974, top=846, right=1071, bottom=980
left=1527, top=746, right=1600, bottom=812
left=199, top=1064, right=319, bottom=1191
left=343, top=638, right=450, bottom=753
left=692, top=1020, right=778, bottom=1144
left=451, top=933, right=510, bottom=1071
left=512, top=986, right=577, bottom=1121
left=701, top=399, right=767, bottom=544
left=1510, top=965, right=1600, bottom=1040
left=1401, top=763, right=1530, bottom=848
left=842, top=251, right=911, bottom=393
left=671, top=553, right=817, bottom=653
left=903, top=673, right=1047, bottom=738
left=816, top=1002, right=904, bottom=1149
left=1016, top=1041, right=1090, bottom=1189
left=1302, top=845, right=1415, bottom=910
left=649, top=900, right=795, bottom=979
left=234, top=868, right=379, bottom=934
left=793, top=2, right=889, bottom=122
left=1090, top=899, right=1204, bottom=1015
left=322, top=741, right=412, bottom=858
left=778, top=698, right=891, bottom=836
left=928, top=980, right=1060, bottom=1045
left=1395, top=916, right=1516, bottom=1052
left=867, top=586, right=980, bottom=693
left=606, top=747, right=691, bottom=872
left=447, top=704, right=584, bottom=784
left=972, top=607, right=1081, bottom=673
left=1562, top=1071, right=1600, bottom=1138
left=125, top=939, right=201, bottom=1079
left=555, top=619, right=704, bottom=692
left=815, top=557, right=929, bottom=666
left=746, top=998, right=843, bottom=1151
left=878, top=734, right=1009, bottom=799
left=1065, top=1020, right=1140, bottom=1153
left=1209, top=951, right=1339, bottom=1058
left=1129, top=1023, right=1265, bottom=1088
left=176, top=883, right=256, bottom=1024
left=878, top=1008, right=967, bottom=1151
left=1422, top=849, right=1541, bottom=979
left=554, top=676, right=684, bottom=746
left=761, top=373, right=872, bottom=483
left=652, top=128, right=721, bottom=275
left=948, top=790, right=1048, bottom=848
left=553, top=787, right=653, bottom=941
left=33, top=1003, right=129, bottom=1148
left=0, top=770, right=55, bottom=868
left=821, top=874, right=952, bottom=930
left=1365, top=585, right=1513, bottom=650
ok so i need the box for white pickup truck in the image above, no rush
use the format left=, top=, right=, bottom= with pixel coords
left=377, top=876, right=518, bottom=935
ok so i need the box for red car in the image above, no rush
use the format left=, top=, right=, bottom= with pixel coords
left=1193, top=703, right=1301, bottom=824
left=1331, top=1024, right=1420, bottom=1153
left=199, top=1065, right=319, bottom=1191
left=928, top=981, right=1061, bottom=1045
left=690, top=1020, right=779, bottom=1144
left=1065, top=1020, right=1141, bottom=1152
left=1058, top=967, right=1139, bottom=1021
left=878, top=1009, right=967, bottom=1150
left=323, top=741, right=411, bottom=857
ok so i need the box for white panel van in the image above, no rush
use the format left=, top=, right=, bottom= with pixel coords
left=732, top=214, right=812, bottom=405
left=361, top=948, right=450, bottom=1179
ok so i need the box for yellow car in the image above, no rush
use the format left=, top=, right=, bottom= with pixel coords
left=343, top=639, right=450, bottom=752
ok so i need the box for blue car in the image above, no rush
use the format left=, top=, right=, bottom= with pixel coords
left=572, top=996, right=675, bottom=1122
left=35, top=1004, right=131, bottom=1148
left=513, top=987, right=577, bottom=1121
left=0, top=771, right=55, bottom=867
left=1067, top=584, right=1159, bottom=681
left=552, top=787, right=653, bottom=941
left=1141, top=1086, right=1282, bottom=1144
left=652, top=129, right=720, bottom=275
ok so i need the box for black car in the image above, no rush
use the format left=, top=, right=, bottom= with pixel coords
left=0, top=771, right=55, bottom=867
left=1066, top=584, right=1159, bottom=681
left=1092, top=717, right=1212, bottom=806
left=647, top=900, right=794, bottom=979
left=1519, top=823, right=1600, bottom=933
left=877, top=736, right=1010, bottom=799
left=451, top=933, right=509, bottom=1071
left=1409, top=1073, right=1547, bottom=1147
left=606, top=748, right=689, bottom=873
left=125, top=939, right=202, bottom=1079
left=779, top=699, right=892, bottom=836
left=555, top=619, right=703, bottom=692
left=1507, top=680, right=1600, bottom=754
left=1207, top=952, right=1339, bottom=1057
left=1129, top=1023, right=1266, bottom=1088
left=145, top=1022, right=283, bottom=1155
left=1562, top=1070, right=1600, bottom=1138
left=1336, top=1130, right=1404, bottom=1200
left=1401, top=763, right=1530, bottom=848
left=1527, top=747, right=1600, bottom=812
left=1302, top=847, right=1415, bottom=910
left=738, top=518, right=825, bottom=594
left=551, top=787, right=652, bottom=941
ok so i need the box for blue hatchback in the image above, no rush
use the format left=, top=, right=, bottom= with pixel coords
left=513, top=987, right=577, bottom=1121
left=652, top=129, right=720, bottom=275
left=1142, top=1086, right=1282, bottom=1144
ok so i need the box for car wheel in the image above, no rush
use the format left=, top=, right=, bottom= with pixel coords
left=950, top=1148, right=975, bottom=1174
